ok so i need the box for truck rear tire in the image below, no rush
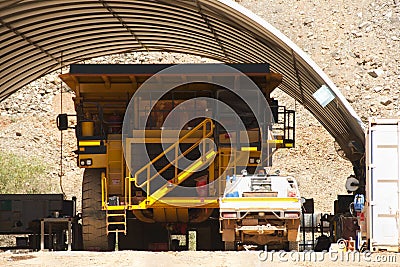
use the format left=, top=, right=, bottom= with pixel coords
left=82, top=168, right=111, bottom=251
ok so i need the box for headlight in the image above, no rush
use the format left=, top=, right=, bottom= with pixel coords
left=80, top=159, right=92, bottom=166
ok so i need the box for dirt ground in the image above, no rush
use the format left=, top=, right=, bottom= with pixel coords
left=0, top=250, right=399, bottom=267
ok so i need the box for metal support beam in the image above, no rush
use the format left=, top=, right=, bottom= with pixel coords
left=196, top=0, right=230, bottom=62
left=99, top=0, right=149, bottom=52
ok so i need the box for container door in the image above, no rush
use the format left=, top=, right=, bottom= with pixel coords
left=369, top=123, right=400, bottom=249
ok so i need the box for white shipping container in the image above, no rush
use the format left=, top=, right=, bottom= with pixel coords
left=366, top=118, right=400, bottom=252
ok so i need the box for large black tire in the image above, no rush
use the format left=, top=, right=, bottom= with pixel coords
left=82, top=168, right=111, bottom=251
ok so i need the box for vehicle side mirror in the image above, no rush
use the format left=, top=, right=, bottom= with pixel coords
left=57, top=113, right=68, bottom=131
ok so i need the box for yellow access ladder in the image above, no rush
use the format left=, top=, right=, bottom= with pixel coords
left=128, top=118, right=216, bottom=208
left=106, top=209, right=127, bottom=235
left=101, top=173, right=127, bottom=235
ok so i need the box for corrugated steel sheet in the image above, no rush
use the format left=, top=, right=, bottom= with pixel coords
left=0, top=0, right=365, bottom=160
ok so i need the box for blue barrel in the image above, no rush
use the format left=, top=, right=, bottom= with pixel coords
left=354, top=194, right=364, bottom=212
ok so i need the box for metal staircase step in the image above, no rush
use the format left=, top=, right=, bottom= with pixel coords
left=138, top=150, right=217, bottom=208
left=130, top=118, right=215, bottom=209
left=106, top=208, right=127, bottom=235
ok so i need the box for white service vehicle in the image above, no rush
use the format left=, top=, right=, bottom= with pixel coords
left=219, top=171, right=302, bottom=250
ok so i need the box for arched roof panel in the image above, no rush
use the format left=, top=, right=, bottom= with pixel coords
left=0, top=0, right=365, bottom=162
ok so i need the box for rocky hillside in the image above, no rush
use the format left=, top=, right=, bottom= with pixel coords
left=241, top=0, right=400, bottom=120
left=0, top=0, right=399, bottom=212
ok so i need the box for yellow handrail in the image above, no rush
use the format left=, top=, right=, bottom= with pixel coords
left=134, top=118, right=214, bottom=189
left=101, top=171, right=107, bottom=209
left=125, top=175, right=129, bottom=207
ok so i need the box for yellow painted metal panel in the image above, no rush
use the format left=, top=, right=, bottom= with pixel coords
left=129, top=197, right=219, bottom=209
left=153, top=208, right=166, bottom=222
left=106, top=138, right=124, bottom=196
left=267, top=140, right=284, bottom=144
left=103, top=205, right=126, bottom=211
left=165, top=208, right=178, bottom=222
left=149, top=199, right=219, bottom=209
left=240, top=147, right=258, bottom=151
left=177, top=208, right=189, bottom=222
left=129, top=137, right=203, bottom=143
left=81, top=121, right=94, bottom=136
left=79, top=140, right=101, bottom=146
left=79, top=154, right=107, bottom=168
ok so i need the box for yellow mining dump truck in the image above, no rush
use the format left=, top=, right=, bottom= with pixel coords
left=57, top=63, right=295, bottom=251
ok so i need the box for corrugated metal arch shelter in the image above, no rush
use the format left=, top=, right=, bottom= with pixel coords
left=0, top=0, right=365, bottom=164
